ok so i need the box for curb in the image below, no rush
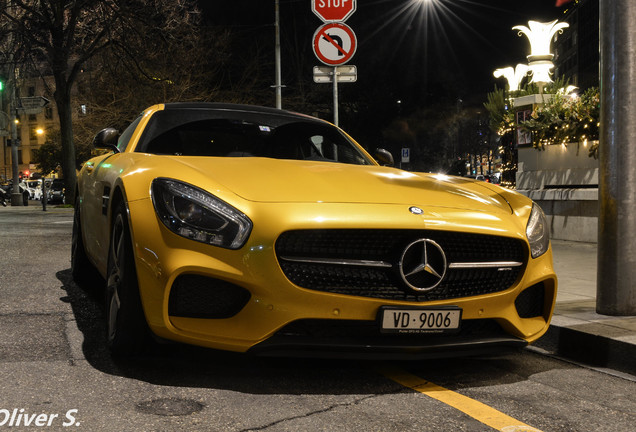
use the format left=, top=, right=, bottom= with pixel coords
left=533, top=324, right=636, bottom=377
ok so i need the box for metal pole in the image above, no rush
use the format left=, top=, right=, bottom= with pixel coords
left=41, top=179, right=47, bottom=211
left=332, top=66, right=339, bottom=126
left=597, top=0, right=636, bottom=315
left=0, top=91, right=5, bottom=181
left=9, top=80, right=21, bottom=206
left=274, top=0, right=282, bottom=109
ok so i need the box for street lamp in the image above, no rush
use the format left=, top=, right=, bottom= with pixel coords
left=493, top=64, right=530, bottom=92
left=513, top=20, right=569, bottom=91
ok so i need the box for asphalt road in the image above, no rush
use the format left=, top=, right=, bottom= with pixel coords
left=1, top=206, right=635, bottom=431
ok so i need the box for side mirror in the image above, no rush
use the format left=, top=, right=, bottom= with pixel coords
left=374, top=148, right=394, bottom=167
left=92, top=128, right=120, bottom=153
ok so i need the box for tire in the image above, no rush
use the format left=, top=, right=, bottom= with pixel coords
left=71, top=198, right=97, bottom=287
left=105, top=201, right=151, bottom=356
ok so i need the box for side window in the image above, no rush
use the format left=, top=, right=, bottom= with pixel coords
left=117, top=115, right=143, bottom=152
left=309, top=133, right=365, bottom=164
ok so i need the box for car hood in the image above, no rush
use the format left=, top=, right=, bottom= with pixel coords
left=165, top=157, right=513, bottom=214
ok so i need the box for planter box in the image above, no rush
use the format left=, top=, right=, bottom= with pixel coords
left=517, top=143, right=598, bottom=189
left=516, top=142, right=599, bottom=243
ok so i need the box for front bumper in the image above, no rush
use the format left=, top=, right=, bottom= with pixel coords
left=247, top=318, right=528, bottom=359
left=127, top=198, right=558, bottom=355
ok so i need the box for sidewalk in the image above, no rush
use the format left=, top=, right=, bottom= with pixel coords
left=0, top=202, right=70, bottom=212
left=537, top=240, right=636, bottom=376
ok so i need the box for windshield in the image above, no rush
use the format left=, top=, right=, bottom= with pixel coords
left=135, top=110, right=373, bottom=166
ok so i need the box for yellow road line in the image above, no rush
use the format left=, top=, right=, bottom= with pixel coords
left=381, top=368, right=543, bottom=432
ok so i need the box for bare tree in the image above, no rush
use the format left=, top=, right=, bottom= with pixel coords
left=0, top=0, right=204, bottom=202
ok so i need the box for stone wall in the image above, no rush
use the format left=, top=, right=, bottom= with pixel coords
left=516, top=143, right=598, bottom=243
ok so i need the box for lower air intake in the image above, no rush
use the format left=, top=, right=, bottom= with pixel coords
left=514, top=282, right=545, bottom=318
left=168, top=274, right=250, bottom=319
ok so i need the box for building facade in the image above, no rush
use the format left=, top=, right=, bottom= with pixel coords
left=1, top=77, right=57, bottom=181
left=553, top=0, right=600, bottom=91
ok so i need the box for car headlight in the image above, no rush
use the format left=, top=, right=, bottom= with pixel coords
left=151, top=178, right=252, bottom=249
left=526, top=203, right=549, bottom=258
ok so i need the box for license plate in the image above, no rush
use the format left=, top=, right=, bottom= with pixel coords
left=379, top=307, right=462, bottom=334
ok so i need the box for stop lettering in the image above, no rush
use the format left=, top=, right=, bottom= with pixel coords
left=312, top=0, right=357, bottom=22
left=319, top=0, right=347, bottom=6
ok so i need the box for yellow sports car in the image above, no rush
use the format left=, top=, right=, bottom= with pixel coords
left=72, top=103, right=557, bottom=358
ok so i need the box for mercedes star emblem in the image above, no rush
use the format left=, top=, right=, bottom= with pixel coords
left=399, top=239, right=447, bottom=292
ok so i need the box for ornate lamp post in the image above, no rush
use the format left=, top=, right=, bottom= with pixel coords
left=513, top=20, right=569, bottom=92
left=493, top=64, right=530, bottom=92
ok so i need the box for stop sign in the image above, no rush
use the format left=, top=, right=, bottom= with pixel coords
left=312, top=0, right=357, bottom=22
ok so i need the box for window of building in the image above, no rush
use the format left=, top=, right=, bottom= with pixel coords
left=30, top=126, right=40, bottom=141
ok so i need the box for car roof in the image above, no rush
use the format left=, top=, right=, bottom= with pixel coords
left=161, top=102, right=325, bottom=124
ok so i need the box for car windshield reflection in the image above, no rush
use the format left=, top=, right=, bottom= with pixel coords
left=137, top=113, right=372, bottom=166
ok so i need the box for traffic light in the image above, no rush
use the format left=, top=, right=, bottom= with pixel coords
left=0, top=80, right=3, bottom=91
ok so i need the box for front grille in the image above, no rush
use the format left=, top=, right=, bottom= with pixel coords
left=275, top=229, right=527, bottom=302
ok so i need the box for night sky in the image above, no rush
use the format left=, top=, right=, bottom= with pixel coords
left=202, top=0, right=567, bottom=109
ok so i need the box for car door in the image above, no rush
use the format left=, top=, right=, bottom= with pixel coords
left=80, top=153, right=120, bottom=273
left=81, top=115, right=145, bottom=273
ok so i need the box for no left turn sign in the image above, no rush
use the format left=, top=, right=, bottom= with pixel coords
left=312, top=22, right=357, bottom=66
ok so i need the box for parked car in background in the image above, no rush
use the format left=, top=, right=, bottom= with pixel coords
left=0, top=182, right=30, bottom=206
left=20, top=181, right=34, bottom=199
left=26, top=179, right=43, bottom=200
left=47, top=179, right=66, bottom=204
left=487, top=173, right=502, bottom=184
left=464, top=174, right=485, bottom=181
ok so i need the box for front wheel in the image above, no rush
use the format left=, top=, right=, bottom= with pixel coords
left=105, top=202, right=151, bottom=356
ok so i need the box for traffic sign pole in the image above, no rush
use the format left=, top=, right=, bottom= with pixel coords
left=9, top=81, right=21, bottom=205
left=311, top=0, right=357, bottom=128
left=274, top=0, right=282, bottom=109
left=333, top=67, right=339, bottom=126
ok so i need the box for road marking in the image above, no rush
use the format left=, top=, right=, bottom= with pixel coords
left=381, top=368, right=543, bottom=432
